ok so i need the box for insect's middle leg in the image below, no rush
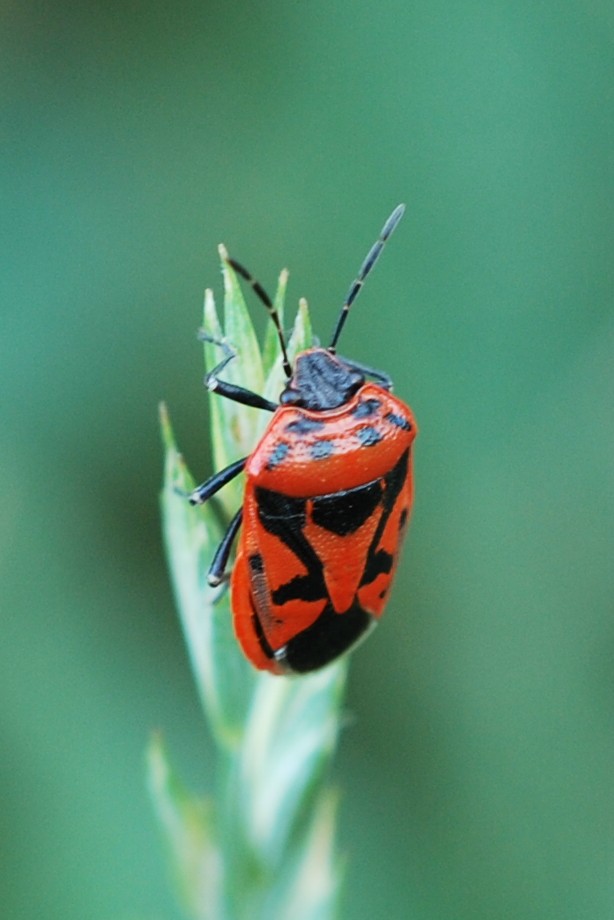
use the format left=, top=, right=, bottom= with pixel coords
left=189, top=456, right=247, bottom=505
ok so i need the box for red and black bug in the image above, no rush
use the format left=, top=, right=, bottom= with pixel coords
left=190, top=204, right=417, bottom=675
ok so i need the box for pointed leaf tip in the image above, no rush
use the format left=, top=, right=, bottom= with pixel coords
left=159, top=401, right=176, bottom=451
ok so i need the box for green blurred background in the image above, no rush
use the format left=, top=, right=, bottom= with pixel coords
left=2, top=1, right=613, bottom=918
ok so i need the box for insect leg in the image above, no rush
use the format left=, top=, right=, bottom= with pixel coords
left=208, top=507, right=243, bottom=586
left=189, top=456, right=247, bottom=505
left=199, top=331, right=278, bottom=412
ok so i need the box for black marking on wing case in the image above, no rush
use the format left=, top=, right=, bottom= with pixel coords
left=272, top=570, right=327, bottom=605
left=255, top=486, right=327, bottom=603
left=361, top=548, right=393, bottom=585
left=278, top=599, right=373, bottom=673
left=359, top=448, right=409, bottom=587
left=311, top=480, right=382, bottom=536
left=255, top=488, right=307, bottom=531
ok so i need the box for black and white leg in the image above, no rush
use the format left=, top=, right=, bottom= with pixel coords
left=189, top=459, right=245, bottom=584
left=198, top=331, right=278, bottom=412
left=188, top=453, right=246, bottom=584
left=207, top=507, right=243, bottom=586
left=189, top=456, right=247, bottom=505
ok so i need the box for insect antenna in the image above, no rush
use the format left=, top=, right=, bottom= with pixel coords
left=328, top=203, right=405, bottom=353
left=221, top=245, right=292, bottom=378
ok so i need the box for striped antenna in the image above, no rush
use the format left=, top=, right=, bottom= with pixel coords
left=221, top=246, right=292, bottom=378
left=329, top=203, right=405, bottom=352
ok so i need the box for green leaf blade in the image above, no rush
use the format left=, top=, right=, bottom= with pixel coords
left=146, top=733, right=223, bottom=920
left=159, top=402, right=255, bottom=749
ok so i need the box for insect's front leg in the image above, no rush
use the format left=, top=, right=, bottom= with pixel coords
left=199, top=331, right=278, bottom=412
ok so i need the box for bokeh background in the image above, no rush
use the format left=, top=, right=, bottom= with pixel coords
left=2, top=1, right=613, bottom=918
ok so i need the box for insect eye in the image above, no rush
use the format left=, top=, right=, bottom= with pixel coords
left=279, top=385, right=301, bottom=406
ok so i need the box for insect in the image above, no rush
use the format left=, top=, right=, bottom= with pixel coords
left=189, top=204, right=417, bottom=675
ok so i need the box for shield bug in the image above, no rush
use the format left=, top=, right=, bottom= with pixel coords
left=190, top=204, right=417, bottom=674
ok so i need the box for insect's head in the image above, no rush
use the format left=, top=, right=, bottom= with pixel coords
left=224, top=204, right=405, bottom=409
left=279, top=348, right=364, bottom=411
